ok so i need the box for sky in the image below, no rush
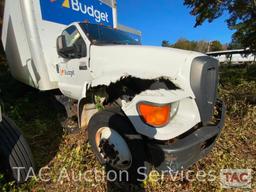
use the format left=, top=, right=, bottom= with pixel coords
left=117, top=0, right=234, bottom=46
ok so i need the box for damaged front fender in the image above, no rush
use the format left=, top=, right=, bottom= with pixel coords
left=121, top=89, right=201, bottom=140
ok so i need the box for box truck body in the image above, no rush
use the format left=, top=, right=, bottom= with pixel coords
left=1, top=0, right=139, bottom=90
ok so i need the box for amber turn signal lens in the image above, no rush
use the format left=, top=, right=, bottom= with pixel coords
left=138, top=103, right=171, bottom=127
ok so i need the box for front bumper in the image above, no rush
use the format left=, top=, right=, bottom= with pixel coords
left=147, top=100, right=226, bottom=172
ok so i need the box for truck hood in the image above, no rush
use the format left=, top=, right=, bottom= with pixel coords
left=90, top=45, right=204, bottom=89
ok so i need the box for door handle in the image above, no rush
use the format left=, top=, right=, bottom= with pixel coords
left=79, top=62, right=88, bottom=70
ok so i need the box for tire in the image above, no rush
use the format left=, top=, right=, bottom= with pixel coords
left=0, top=115, right=35, bottom=184
left=88, top=107, right=151, bottom=184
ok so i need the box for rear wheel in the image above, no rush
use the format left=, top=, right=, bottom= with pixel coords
left=0, top=115, right=34, bottom=184
left=88, top=107, right=151, bottom=184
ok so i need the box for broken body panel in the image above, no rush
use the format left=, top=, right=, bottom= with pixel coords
left=89, top=45, right=205, bottom=140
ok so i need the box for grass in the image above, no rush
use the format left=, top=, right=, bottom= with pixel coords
left=0, top=61, right=255, bottom=192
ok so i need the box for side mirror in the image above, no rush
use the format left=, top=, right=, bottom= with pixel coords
left=56, top=35, right=76, bottom=59
left=57, top=35, right=66, bottom=48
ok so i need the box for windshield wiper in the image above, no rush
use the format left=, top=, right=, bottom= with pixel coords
left=108, top=41, right=126, bottom=45
left=93, top=40, right=133, bottom=45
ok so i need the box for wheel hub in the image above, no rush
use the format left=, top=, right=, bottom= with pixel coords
left=99, top=139, right=119, bottom=162
left=95, top=127, right=132, bottom=170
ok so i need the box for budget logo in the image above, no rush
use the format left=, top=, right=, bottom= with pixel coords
left=50, top=0, right=70, bottom=8
left=40, top=0, right=113, bottom=26
left=61, top=0, right=70, bottom=8
left=220, top=169, right=252, bottom=189
left=50, top=0, right=110, bottom=23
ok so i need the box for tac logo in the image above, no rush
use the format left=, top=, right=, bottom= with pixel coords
left=220, top=169, right=252, bottom=189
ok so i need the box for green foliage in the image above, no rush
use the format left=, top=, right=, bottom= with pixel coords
left=220, top=65, right=246, bottom=85
left=184, top=0, right=256, bottom=51
left=246, top=63, right=256, bottom=81
left=219, top=64, right=256, bottom=118
left=210, top=40, right=223, bottom=51
left=0, top=174, right=16, bottom=192
left=162, top=40, right=171, bottom=47
left=95, top=96, right=105, bottom=110
left=172, top=38, right=197, bottom=51
left=220, top=64, right=256, bottom=85
left=219, top=79, right=256, bottom=117
left=162, top=38, right=219, bottom=53
left=228, top=39, right=243, bottom=49
left=195, top=40, right=210, bottom=52
left=0, top=173, right=4, bottom=187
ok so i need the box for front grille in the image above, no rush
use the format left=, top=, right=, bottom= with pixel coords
left=190, top=56, right=219, bottom=125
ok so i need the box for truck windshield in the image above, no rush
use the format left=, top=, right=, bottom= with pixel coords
left=79, top=23, right=141, bottom=45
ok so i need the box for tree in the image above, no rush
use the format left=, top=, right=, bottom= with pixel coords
left=161, top=39, right=225, bottom=53
left=228, top=39, right=243, bottom=50
left=162, top=40, right=171, bottom=47
left=195, top=40, right=209, bottom=52
left=210, top=40, right=223, bottom=51
left=184, top=0, right=256, bottom=52
left=173, top=38, right=194, bottom=50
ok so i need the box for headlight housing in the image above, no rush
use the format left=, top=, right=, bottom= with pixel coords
left=137, top=101, right=179, bottom=128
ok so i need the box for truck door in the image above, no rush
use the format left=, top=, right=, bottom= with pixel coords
left=57, top=25, right=92, bottom=99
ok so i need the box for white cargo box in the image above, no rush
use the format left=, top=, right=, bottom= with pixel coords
left=1, top=0, right=117, bottom=90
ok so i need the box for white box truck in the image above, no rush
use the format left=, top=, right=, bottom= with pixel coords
left=1, top=0, right=225, bottom=184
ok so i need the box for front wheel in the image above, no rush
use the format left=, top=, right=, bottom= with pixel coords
left=88, top=107, right=151, bottom=184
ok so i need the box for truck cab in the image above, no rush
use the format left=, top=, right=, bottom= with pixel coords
left=56, top=23, right=141, bottom=99
left=56, top=22, right=225, bottom=178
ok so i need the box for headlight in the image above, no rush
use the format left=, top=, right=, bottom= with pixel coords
left=137, top=102, right=179, bottom=128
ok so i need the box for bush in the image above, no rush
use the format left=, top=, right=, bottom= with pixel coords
left=220, top=64, right=256, bottom=85
left=246, top=64, right=256, bottom=81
